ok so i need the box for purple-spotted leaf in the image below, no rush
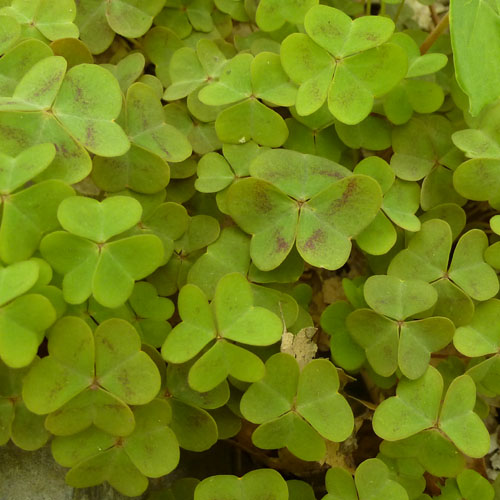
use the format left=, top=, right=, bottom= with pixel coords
left=0, top=56, right=67, bottom=111
left=296, top=175, right=382, bottom=270
left=226, top=178, right=299, bottom=271
left=53, top=64, right=129, bottom=156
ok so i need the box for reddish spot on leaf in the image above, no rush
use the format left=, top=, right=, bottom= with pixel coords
left=304, top=228, right=325, bottom=250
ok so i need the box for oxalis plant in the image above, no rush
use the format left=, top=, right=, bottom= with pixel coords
left=2, top=0, right=500, bottom=499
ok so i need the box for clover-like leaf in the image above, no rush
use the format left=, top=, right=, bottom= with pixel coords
left=380, top=429, right=466, bottom=478
left=347, top=309, right=398, bottom=377
left=328, top=44, right=407, bottom=125
left=53, top=64, right=130, bottom=156
left=391, top=115, right=457, bottom=182
left=195, top=469, right=288, bottom=500
left=58, top=196, right=142, bottom=243
left=168, top=398, right=218, bottom=451
left=0, top=260, right=39, bottom=306
left=448, top=229, right=499, bottom=301
left=388, top=219, right=450, bottom=281
left=355, top=458, right=409, bottom=500
left=251, top=411, right=326, bottom=462
left=187, top=227, right=250, bottom=299
left=456, top=469, right=494, bottom=500
left=195, top=152, right=235, bottom=193
left=250, top=148, right=350, bottom=200
left=122, top=399, right=179, bottom=477
left=226, top=178, right=299, bottom=271
left=126, top=82, right=192, bottom=162
left=454, top=299, right=500, bottom=357
left=41, top=230, right=164, bottom=308
left=399, top=318, right=454, bottom=380
left=92, top=144, right=170, bottom=194
left=95, top=319, right=161, bottom=404
left=382, top=180, right=420, bottom=232
left=0, top=293, right=56, bottom=368
left=214, top=98, right=289, bottom=148
left=213, top=273, right=283, bottom=346
left=165, top=40, right=226, bottom=101
left=321, top=301, right=366, bottom=372
left=363, top=275, right=437, bottom=321
left=0, top=180, right=75, bottom=263
left=280, top=33, right=335, bottom=116
left=0, top=56, right=67, bottom=111
left=372, top=366, right=442, bottom=440
left=454, top=157, right=500, bottom=209
left=51, top=38, right=93, bottom=69
left=58, top=400, right=178, bottom=496
left=44, top=387, right=135, bottom=437
left=240, top=354, right=353, bottom=461
left=450, top=0, right=500, bottom=115
left=256, top=0, right=318, bottom=31
left=65, top=442, right=148, bottom=496
left=0, top=15, right=20, bottom=55
left=438, top=374, right=490, bottom=458
left=22, top=317, right=94, bottom=414
left=74, top=0, right=115, bottom=54
left=166, top=362, right=229, bottom=410
left=324, top=467, right=357, bottom=500
left=304, top=5, right=395, bottom=58
left=198, top=53, right=252, bottom=106
left=102, top=52, right=145, bottom=92
left=296, top=359, right=353, bottom=442
left=106, top=0, right=166, bottom=38
left=1, top=0, right=79, bottom=40
left=190, top=339, right=265, bottom=391
left=162, top=284, right=216, bottom=364
left=0, top=110, right=91, bottom=184
left=296, top=175, right=382, bottom=269
left=0, top=143, right=56, bottom=194
left=374, top=366, right=489, bottom=457
left=240, top=353, right=299, bottom=423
